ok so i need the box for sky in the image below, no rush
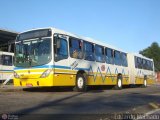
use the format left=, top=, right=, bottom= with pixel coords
left=1, top=0, right=160, bottom=53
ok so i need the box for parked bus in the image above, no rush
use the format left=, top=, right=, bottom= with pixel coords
left=0, top=51, right=14, bottom=83
left=13, top=28, right=155, bottom=91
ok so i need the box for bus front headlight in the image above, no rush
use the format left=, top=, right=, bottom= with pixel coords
left=14, top=71, right=20, bottom=78
left=40, top=69, right=52, bottom=78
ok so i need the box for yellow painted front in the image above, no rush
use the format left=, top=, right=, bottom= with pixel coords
left=14, top=68, right=53, bottom=86
left=14, top=75, right=54, bottom=86
left=14, top=69, right=76, bottom=87
left=16, top=69, right=45, bottom=79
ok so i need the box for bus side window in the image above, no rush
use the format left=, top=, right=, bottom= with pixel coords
left=54, top=36, right=68, bottom=62
left=135, top=57, right=138, bottom=68
left=83, top=41, right=95, bottom=61
left=69, top=38, right=83, bottom=59
left=150, top=61, right=153, bottom=71
left=146, top=60, right=151, bottom=70
left=137, top=57, right=142, bottom=69
left=121, top=53, right=128, bottom=67
left=142, top=59, right=146, bottom=69
left=105, top=48, right=114, bottom=64
left=114, top=50, right=121, bottom=66
left=95, top=45, right=105, bottom=63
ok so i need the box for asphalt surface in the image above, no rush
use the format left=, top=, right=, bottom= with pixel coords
left=0, top=85, right=160, bottom=120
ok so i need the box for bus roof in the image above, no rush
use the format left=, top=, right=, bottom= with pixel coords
left=19, top=27, right=127, bottom=54
left=52, top=27, right=127, bottom=53
left=19, top=27, right=155, bottom=61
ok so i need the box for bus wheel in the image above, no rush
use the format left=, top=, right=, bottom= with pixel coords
left=142, top=79, right=147, bottom=88
left=114, top=76, right=122, bottom=90
left=75, top=74, right=87, bottom=92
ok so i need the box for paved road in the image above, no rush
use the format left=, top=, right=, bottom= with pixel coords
left=0, top=85, right=160, bottom=120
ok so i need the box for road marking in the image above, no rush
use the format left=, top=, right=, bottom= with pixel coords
left=145, top=108, right=160, bottom=115
left=149, top=102, right=159, bottom=109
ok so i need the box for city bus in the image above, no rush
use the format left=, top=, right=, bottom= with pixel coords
left=13, top=27, right=155, bottom=91
left=0, top=51, right=14, bottom=83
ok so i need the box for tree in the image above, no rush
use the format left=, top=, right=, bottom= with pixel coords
left=139, top=42, right=160, bottom=72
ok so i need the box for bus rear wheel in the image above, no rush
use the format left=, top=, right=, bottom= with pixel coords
left=142, top=79, right=147, bottom=88
left=114, top=76, right=122, bottom=90
left=75, top=74, right=87, bottom=92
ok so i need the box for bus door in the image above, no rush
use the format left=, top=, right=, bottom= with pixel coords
left=53, top=35, right=72, bottom=86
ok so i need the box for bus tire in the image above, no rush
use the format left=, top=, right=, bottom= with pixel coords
left=75, top=73, right=87, bottom=92
left=114, top=76, right=122, bottom=90
left=142, top=79, right=147, bottom=88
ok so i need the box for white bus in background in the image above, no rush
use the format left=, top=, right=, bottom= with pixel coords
left=0, top=51, right=14, bottom=83
left=128, top=53, right=155, bottom=87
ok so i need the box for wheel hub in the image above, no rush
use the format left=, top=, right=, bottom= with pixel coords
left=77, top=77, right=84, bottom=88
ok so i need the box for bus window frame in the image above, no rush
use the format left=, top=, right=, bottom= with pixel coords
left=105, top=47, right=114, bottom=64
left=95, top=44, right=105, bottom=63
left=54, top=34, right=69, bottom=62
left=83, top=41, right=95, bottom=61
left=69, top=37, right=83, bottom=59
left=121, top=52, right=128, bottom=67
left=114, top=50, right=121, bottom=66
left=136, top=57, right=142, bottom=69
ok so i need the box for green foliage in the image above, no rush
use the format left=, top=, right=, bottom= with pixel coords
left=139, top=42, right=160, bottom=72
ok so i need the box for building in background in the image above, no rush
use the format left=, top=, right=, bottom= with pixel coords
left=0, top=29, right=18, bottom=84
left=0, top=29, right=18, bottom=52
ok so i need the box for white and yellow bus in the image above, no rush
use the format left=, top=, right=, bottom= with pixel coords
left=0, top=51, right=14, bottom=82
left=14, top=28, right=155, bottom=91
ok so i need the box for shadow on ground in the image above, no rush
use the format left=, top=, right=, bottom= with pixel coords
left=13, top=90, right=160, bottom=120
left=22, top=85, right=139, bottom=93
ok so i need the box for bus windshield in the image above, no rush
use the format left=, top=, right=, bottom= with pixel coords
left=15, top=38, right=51, bottom=67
